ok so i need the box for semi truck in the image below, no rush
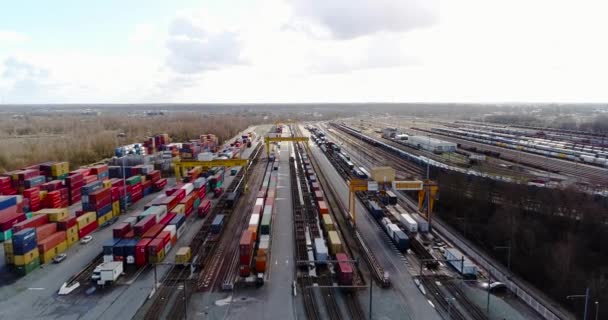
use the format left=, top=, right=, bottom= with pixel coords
left=91, top=261, right=123, bottom=286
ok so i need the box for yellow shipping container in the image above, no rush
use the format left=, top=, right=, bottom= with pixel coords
left=322, top=214, right=335, bottom=231
left=5, top=251, right=14, bottom=265
left=51, top=162, right=69, bottom=177
left=39, top=190, right=48, bottom=201
left=175, top=247, right=191, bottom=265
left=66, top=233, right=79, bottom=247
left=98, top=213, right=109, bottom=226
left=37, top=208, right=69, bottom=222
left=40, top=241, right=67, bottom=264
left=327, top=231, right=343, bottom=255
left=67, top=225, right=78, bottom=236
left=112, top=201, right=120, bottom=217
left=173, top=204, right=185, bottom=214
left=102, top=180, right=112, bottom=189
left=14, top=248, right=39, bottom=266
left=149, top=248, right=165, bottom=264
left=4, top=240, right=13, bottom=254
left=77, top=211, right=97, bottom=229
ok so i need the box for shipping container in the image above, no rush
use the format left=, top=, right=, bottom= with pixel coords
left=210, top=215, right=225, bottom=234
left=444, top=248, right=477, bottom=278
left=135, top=238, right=152, bottom=266
left=313, top=238, right=328, bottom=264
left=327, top=231, right=343, bottom=255
left=175, top=247, right=191, bottom=265
left=318, top=201, right=329, bottom=215
left=336, top=253, right=353, bottom=285
left=398, top=214, right=418, bottom=234
left=392, top=230, right=409, bottom=251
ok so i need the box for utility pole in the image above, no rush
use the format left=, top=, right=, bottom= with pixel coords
left=567, top=287, right=590, bottom=320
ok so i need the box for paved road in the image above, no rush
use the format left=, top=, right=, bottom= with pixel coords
left=304, top=126, right=443, bottom=320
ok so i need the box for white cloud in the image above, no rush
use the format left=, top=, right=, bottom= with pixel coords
left=0, top=30, right=28, bottom=43
left=288, top=0, right=439, bottom=40
left=129, top=24, right=156, bottom=44
left=165, top=12, right=245, bottom=74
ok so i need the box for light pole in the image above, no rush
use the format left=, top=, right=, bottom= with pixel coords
left=594, top=301, right=599, bottom=320
left=567, top=287, right=590, bottom=320
left=494, top=245, right=511, bottom=271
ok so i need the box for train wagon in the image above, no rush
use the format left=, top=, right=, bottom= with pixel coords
left=225, top=191, right=240, bottom=208
left=336, top=253, right=353, bottom=285
left=210, top=215, right=225, bottom=234
left=444, top=247, right=477, bottom=279
left=385, top=190, right=398, bottom=205
left=367, top=201, right=384, bottom=219
left=327, top=231, right=343, bottom=255
left=198, top=199, right=211, bottom=217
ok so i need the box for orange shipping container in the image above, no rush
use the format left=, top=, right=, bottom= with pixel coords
left=36, top=223, right=57, bottom=242
left=37, top=231, right=67, bottom=253
left=255, top=255, right=267, bottom=272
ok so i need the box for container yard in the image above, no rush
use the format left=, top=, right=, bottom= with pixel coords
left=0, top=119, right=586, bottom=320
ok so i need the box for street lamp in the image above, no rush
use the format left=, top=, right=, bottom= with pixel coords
left=566, top=287, right=590, bottom=320
left=595, top=301, right=599, bottom=320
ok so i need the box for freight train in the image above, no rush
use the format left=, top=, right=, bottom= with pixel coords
left=432, top=127, right=608, bottom=167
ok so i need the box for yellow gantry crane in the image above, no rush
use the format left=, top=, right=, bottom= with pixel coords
left=265, top=137, right=309, bottom=156
left=173, top=158, right=250, bottom=189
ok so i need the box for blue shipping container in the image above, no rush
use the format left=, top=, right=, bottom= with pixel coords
left=97, top=203, right=113, bottom=217
left=12, top=228, right=37, bottom=255
left=169, top=214, right=186, bottom=230
left=0, top=196, right=17, bottom=211
left=392, top=230, right=409, bottom=251
left=368, top=201, right=384, bottom=219
left=103, top=238, right=122, bottom=255
left=82, top=181, right=103, bottom=195
left=211, top=214, right=225, bottom=234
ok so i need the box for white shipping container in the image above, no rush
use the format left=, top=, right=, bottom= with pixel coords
left=255, top=198, right=264, bottom=207
left=181, top=183, right=194, bottom=195
left=314, top=238, right=328, bottom=263
left=163, top=225, right=177, bottom=238
left=444, top=248, right=477, bottom=276
left=410, top=213, right=429, bottom=232
left=399, top=214, right=418, bottom=233
left=193, top=177, right=207, bottom=189
left=386, top=223, right=400, bottom=238
left=381, top=217, right=391, bottom=226
left=249, top=214, right=261, bottom=227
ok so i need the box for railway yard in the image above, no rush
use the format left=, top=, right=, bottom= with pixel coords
left=1, top=116, right=603, bottom=320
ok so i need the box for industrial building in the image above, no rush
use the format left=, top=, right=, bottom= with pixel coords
left=407, top=135, right=457, bottom=153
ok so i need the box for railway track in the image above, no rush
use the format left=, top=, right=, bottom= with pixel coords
left=411, top=127, right=608, bottom=185
left=143, top=143, right=263, bottom=320
left=418, top=275, right=468, bottom=320
left=323, top=123, right=424, bottom=178
left=443, top=278, right=488, bottom=320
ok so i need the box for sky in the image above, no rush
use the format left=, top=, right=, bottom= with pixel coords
left=0, top=0, right=607, bottom=104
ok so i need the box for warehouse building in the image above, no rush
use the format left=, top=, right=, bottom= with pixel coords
left=407, top=135, right=457, bottom=153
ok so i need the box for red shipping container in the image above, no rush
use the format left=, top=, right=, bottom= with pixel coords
left=92, top=195, right=112, bottom=210
left=89, top=187, right=111, bottom=202
left=239, top=230, right=254, bottom=264
left=1, top=212, right=26, bottom=232
left=110, top=178, right=125, bottom=188
left=159, top=213, right=175, bottom=227
left=147, top=238, right=163, bottom=255
left=135, top=238, right=152, bottom=266
left=78, top=220, right=98, bottom=238
left=142, top=180, right=152, bottom=190
left=240, top=265, right=251, bottom=277
left=57, top=216, right=77, bottom=230
left=157, top=231, right=171, bottom=247
left=123, top=230, right=135, bottom=239
left=154, top=178, right=167, bottom=190
left=84, top=175, right=98, bottom=184
left=165, top=188, right=177, bottom=196
left=173, top=189, right=185, bottom=202
left=198, top=185, right=206, bottom=198
left=12, top=214, right=47, bottom=233
left=134, top=215, right=156, bottom=236
left=112, top=222, right=131, bottom=238
left=37, top=231, right=67, bottom=253
left=142, top=224, right=164, bottom=239
left=198, top=199, right=211, bottom=217
left=110, top=187, right=120, bottom=201
left=36, top=223, right=58, bottom=242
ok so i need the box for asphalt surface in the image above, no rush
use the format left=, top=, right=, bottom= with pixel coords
left=303, top=125, right=443, bottom=320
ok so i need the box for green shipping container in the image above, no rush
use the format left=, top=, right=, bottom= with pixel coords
left=260, top=214, right=271, bottom=235
left=0, top=229, right=12, bottom=242
left=216, top=181, right=223, bottom=188
left=25, top=211, right=33, bottom=219
left=14, top=256, right=40, bottom=276
left=193, top=198, right=201, bottom=210
left=126, top=175, right=142, bottom=186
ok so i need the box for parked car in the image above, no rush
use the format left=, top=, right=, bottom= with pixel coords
left=53, top=253, right=67, bottom=263
left=80, top=235, right=93, bottom=244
